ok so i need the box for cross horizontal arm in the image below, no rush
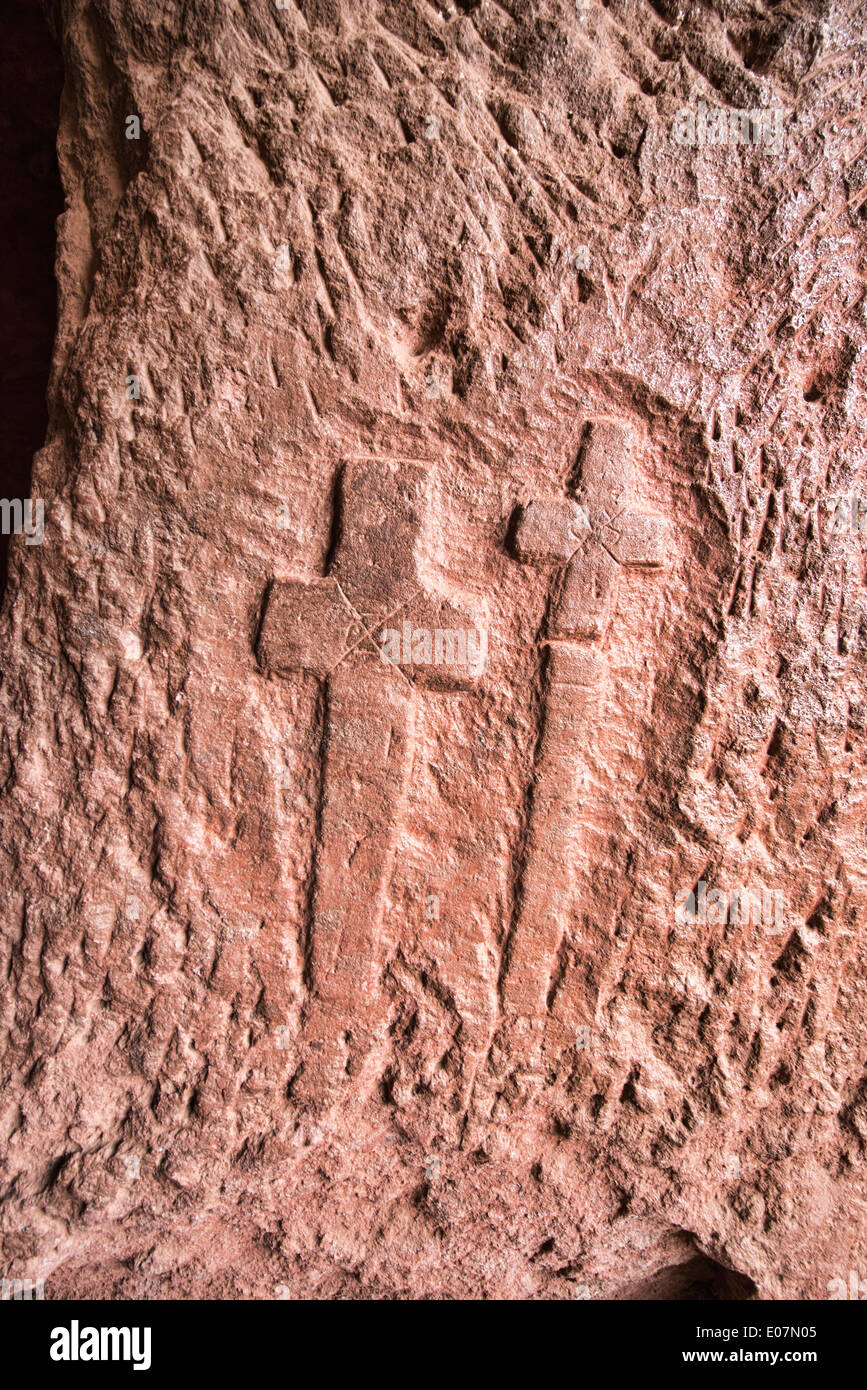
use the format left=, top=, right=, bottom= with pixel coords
left=512, top=498, right=590, bottom=564
left=257, top=577, right=354, bottom=677
left=603, top=511, right=667, bottom=567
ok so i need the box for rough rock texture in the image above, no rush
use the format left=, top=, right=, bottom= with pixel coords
left=2, top=0, right=867, bottom=1300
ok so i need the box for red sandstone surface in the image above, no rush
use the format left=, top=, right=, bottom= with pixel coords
left=2, top=0, right=867, bottom=1300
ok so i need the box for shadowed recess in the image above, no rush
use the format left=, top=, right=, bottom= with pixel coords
left=0, top=0, right=64, bottom=600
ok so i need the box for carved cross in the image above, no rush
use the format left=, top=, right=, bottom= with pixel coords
left=258, top=459, right=486, bottom=1109
left=512, top=420, right=667, bottom=643
left=500, top=422, right=668, bottom=1032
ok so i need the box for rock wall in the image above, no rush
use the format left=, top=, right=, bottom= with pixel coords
left=2, top=0, right=866, bottom=1299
